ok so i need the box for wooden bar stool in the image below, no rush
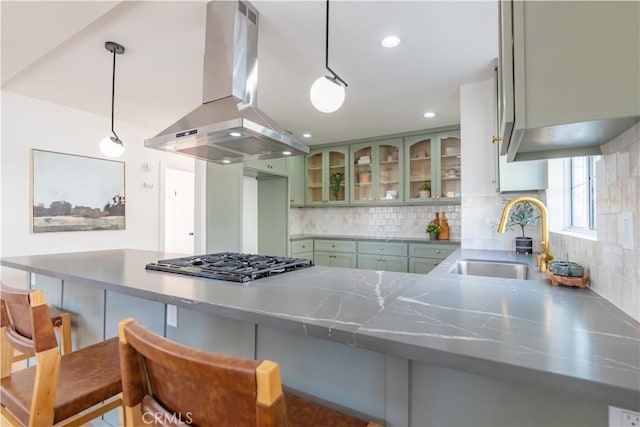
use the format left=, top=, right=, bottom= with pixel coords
left=0, top=281, right=72, bottom=365
left=0, top=284, right=122, bottom=426
left=118, top=317, right=383, bottom=426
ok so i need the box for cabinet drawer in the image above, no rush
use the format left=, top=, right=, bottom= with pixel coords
left=314, top=240, right=356, bottom=253
left=358, top=241, right=407, bottom=257
left=358, top=254, right=407, bottom=273
left=291, top=240, right=313, bottom=255
left=294, top=251, right=313, bottom=263
left=315, top=252, right=357, bottom=268
left=409, top=257, right=443, bottom=274
left=409, top=244, right=456, bottom=260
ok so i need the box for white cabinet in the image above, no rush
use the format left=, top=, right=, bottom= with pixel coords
left=498, top=0, right=639, bottom=161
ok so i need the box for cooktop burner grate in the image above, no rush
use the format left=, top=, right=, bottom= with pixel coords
left=145, top=252, right=313, bottom=283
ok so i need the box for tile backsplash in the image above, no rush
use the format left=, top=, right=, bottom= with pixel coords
left=290, top=204, right=461, bottom=240
left=550, top=123, right=640, bottom=321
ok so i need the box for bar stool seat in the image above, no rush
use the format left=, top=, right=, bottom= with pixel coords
left=0, top=284, right=122, bottom=426
left=1, top=338, right=121, bottom=425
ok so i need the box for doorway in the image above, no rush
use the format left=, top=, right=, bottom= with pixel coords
left=164, top=165, right=195, bottom=254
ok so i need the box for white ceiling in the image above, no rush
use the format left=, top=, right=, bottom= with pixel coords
left=1, top=0, right=498, bottom=146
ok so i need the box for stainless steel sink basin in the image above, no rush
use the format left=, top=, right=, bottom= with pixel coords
left=450, top=259, right=537, bottom=280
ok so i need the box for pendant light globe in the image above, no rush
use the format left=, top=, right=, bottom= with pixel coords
left=310, top=76, right=345, bottom=113
left=100, top=136, right=125, bottom=158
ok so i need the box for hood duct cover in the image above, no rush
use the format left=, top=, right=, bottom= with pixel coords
left=145, top=1, right=309, bottom=164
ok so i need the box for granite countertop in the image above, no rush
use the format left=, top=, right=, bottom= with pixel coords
left=1, top=248, right=637, bottom=410
left=290, top=234, right=461, bottom=245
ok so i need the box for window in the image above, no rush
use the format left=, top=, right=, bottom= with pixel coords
left=569, top=156, right=599, bottom=230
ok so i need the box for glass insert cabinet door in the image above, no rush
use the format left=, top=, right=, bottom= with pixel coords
left=352, top=146, right=373, bottom=202
left=305, top=148, right=348, bottom=204
left=406, top=135, right=434, bottom=201
left=351, top=139, right=403, bottom=203
left=438, top=131, right=461, bottom=199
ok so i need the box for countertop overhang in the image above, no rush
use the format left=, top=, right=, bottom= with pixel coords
left=1, top=248, right=638, bottom=410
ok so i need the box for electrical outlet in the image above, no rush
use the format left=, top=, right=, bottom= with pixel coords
left=166, top=304, right=178, bottom=328
left=610, top=406, right=640, bottom=427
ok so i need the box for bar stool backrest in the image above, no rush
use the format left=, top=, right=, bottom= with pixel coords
left=118, top=318, right=288, bottom=426
left=0, top=284, right=57, bottom=358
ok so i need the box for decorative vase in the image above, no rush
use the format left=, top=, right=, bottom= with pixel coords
left=418, top=190, right=430, bottom=198
left=515, top=237, right=533, bottom=254
left=429, top=232, right=438, bottom=240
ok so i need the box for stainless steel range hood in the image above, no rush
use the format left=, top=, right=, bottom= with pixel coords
left=145, top=1, right=309, bottom=164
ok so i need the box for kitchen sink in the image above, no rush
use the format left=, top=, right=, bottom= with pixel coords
left=450, top=259, right=537, bottom=280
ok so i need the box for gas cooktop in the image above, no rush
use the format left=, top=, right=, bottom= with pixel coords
left=145, top=252, right=313, bottom=283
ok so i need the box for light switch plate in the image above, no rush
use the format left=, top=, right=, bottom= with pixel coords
left=166, top=304, right=178, bottom=327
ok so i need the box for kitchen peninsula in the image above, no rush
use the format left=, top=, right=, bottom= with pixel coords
left=2, top=249, right=638, bottom=426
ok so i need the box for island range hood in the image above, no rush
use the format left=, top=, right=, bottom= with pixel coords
left=145, top=1, right=309, bottom=164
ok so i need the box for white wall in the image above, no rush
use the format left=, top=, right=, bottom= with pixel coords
left=242, top=176, right=258, bottom=253
left=1, top=91, right=193, bottom=283
left=460, top=79, right=542, bottom=251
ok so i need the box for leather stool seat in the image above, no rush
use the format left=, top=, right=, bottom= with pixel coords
left=1, top=284, right=122, bottom=426
left=1, top=338, right=120, bottom=425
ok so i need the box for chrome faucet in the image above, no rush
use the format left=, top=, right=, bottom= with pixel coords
left=497, top=197, right=554, bottom=272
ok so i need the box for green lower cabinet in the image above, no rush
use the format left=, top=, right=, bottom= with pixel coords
left=358, top=254, right=408, bottom=272
left=409, top=257, right=443, bottom=274
left=291, top=239, right=313, bottom=261
left=315, top=251, right=357, bottom=268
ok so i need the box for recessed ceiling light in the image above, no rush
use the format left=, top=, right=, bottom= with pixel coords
left=283, top=151, right=292, bottom=156
left=423, top=112, right=436, bottom=118
left=302, top=132, right=312, bottom=138
left=222, top=158, right=231, bottom=164
left=165, top=145, right=177, bottom=151
left=230, top=131, right=242, bottom=137
left=381, top=35, right=401, bottom=48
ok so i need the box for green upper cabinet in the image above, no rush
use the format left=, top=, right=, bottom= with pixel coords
left=405, top=134, right=435, bottom=202
left=287, top=155, right=305, bottom=206
left=305, top=147, right=349, bottom=205
left=405, top=131, right=461, bottom=202
left=437, top=131, right=461, bottom=200
left=350, top=138, right=403, bottom=204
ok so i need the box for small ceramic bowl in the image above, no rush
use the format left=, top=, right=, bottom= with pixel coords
left=551, top=262, right=571, bottom=276
left=568, top=264, right=584, bottom=277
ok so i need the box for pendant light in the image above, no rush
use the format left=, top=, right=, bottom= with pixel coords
left=99, top=41, right=126, bottom=158
left=310, top=0, right=347, bottom=113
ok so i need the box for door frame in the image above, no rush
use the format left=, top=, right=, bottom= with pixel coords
left=160, top=161, right=195, bottom=253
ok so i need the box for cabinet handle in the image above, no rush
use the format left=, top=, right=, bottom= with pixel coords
left=378, top=247, right=384, bottom=251
left=436, top=250, right=441, bottom=254
left=267, top=164, right=274, bottom=169
left=491, top=179, right=496, bottom=184
left=377, top=258, right=386, bottom=262
left=491, top=135, right=502, bottom=144
left=331, top=244, right=335, bottom=248
left=302, top=245, right=306, bottom=249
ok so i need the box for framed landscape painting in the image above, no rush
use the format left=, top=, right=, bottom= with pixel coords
left=31, top=149, right=126, bottom=233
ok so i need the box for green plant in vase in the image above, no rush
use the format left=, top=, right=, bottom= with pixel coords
left=504, top=201, right=540, bottom=254
left=425, top=223, right=441, bottom=240
left=418, top=182, right=431, bottom=198
left=330, top=172, right=344, bottom=200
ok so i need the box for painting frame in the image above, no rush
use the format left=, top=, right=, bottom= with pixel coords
left=31, top=149, right=126, bottom=233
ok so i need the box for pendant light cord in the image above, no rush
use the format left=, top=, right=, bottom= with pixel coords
left=110, top=47, right=123, bottom=146
left=325, top=0, right=347, bottom=87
